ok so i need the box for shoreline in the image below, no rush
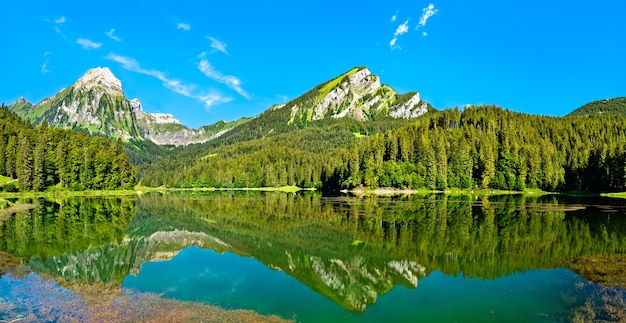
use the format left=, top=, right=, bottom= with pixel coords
left=345, top=187, right=551, bottom=197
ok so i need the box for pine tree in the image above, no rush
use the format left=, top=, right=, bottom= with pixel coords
left=32, top=133, right=47, bottom=191
left=16, top=133, right=33, bottom=191
left=5, top=136, right=16, bottom=178
left=0, top=137, right=6, bottom=175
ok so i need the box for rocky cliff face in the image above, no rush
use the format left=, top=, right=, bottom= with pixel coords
left=286, top=67, right=429, bottom=127
left=130, top=98, right=233, bottom=146
left=8, top=67, right=237, bottom=146
left=8, top=65, right=429, bottom=147
left=9, top=67, right=141, bottom=139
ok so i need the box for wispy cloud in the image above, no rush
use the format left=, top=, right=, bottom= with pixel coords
left=389, top=4, right=438, bottom=49
left=390, top=19, right=409, bottom=49
left=41, top=52, right=51, bottom=74
left=276, top=95, right=288, bottom=103
left=207, top=37, right=228, bottom=54
left=105, top=28, right=122, bottom=42
left=177, top=22, right=190, bottom=31
left=197, top=93, right=233, bottom=107
left=197, top=59, right=250, bottom=99
left=77, top=38, right=102, bottom=50
left=45, top=16, right=67, bottom=38
left=106, top=53, right=232, bottom=108
left=416, top=4, right=438, bottom=30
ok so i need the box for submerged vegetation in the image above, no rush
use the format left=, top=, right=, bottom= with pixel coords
left=0, top=273, right=289, bottom=323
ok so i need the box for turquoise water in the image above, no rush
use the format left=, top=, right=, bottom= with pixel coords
left=122, top=246, right=586, bottom=322
left=1, top=193, right=626, bottom=321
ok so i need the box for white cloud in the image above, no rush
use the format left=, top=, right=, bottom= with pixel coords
left=391, top=12, right=397, bottom=22
left=177, top=23, right=190, bottom=31
left=46, top=16, right=66, bottom=38
left=276, top=95, right=288, bottom=103
left=198, top=59, right=250, bottom=99
left=390, top=19, right=409, bottom=49
left=394, top=20, right=409, bottom=36
left=105, top=28, right=122, bottom=42
left=207, top=37, right=228, bottom=54
left=416, top=3, right=438, bottom=30
left=54, top=27, right=66, bottom=39
left=422, top=31, right=428, bottom=37
left=77, top=38, right=102, bottom=50
left=198, top=93, right=233, bottom=107
left=41, top=52, right=51, bottom=74
left=105, top=53, right=232, bottom=109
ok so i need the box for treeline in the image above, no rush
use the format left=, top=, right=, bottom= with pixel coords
left=0, top=104, right=135, bottom=191
left=567, top=97, right=626, bottom=116
left=138, top=105, right=626, bottom=192
left=334, top=105, right=626, bottom=191
left=137, top=119, right=414, bottom=188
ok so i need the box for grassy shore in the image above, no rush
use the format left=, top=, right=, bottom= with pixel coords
left=348, top=187, right=550, bottom=197
left=135, top=184, right=315, bottom=194
left=600, top=192, right=626, bottom=199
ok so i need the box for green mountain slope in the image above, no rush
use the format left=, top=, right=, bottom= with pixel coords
left=567, top=97, right=626, bottom=116
left=8, top=67, right=246, bottom=147
left=211, top=66, right=432, bottom=146
left=10, top=67, right=143, bottom=139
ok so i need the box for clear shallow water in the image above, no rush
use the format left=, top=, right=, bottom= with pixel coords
left=122, top=246, right=586, bottom=322
left=1, top=193, right=626, bottom=322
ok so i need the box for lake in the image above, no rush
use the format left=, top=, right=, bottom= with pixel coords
left=1, top=192, right=625, bottom=322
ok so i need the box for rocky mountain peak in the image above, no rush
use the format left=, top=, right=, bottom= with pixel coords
left=130, top=98, right=143, bottom=114
left=74, top=67, right=123, bottom=96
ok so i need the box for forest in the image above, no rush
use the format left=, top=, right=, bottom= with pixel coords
left=0, top=105, right=135, bottom=192
left=138, top=105, right=626, bottom=192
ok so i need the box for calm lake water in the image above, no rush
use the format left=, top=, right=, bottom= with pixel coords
left=1, top=192, right=626, bottom=322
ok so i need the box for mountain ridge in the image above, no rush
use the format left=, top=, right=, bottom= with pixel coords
left=8, top=67, right=242, bottom=146
left=8, top=66, right=430, bottom=147
left=567, top=97, right=626, bottom=117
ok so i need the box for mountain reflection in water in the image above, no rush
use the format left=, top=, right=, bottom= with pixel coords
left=1, top=192, right=626, bottom=321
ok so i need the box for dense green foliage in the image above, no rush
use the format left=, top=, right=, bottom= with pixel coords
left=567, top=97, right=626, bottom=116
left=329, top=105, right=626, bottom=192
left=138, top=105, right=626, bottom=192
left=0, top=198, right=134, bottom=259
left=0, top=104, right=136, bottom=191
left=137, top=118, right=416, bottom=188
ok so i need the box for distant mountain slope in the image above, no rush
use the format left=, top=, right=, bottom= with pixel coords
left=567, top=97, right=626, bottom=116
left=8, top=67, right=244, bottom=146
left=11, top=67, right=143, bottom=139
left=210, top=66, right=433, bottom=146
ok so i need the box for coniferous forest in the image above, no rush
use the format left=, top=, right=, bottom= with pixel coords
left=0, top=105, right=135, bottom=192
left=137, top=105, right=626, bottom=193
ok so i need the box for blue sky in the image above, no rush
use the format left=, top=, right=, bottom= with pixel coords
left=1, top=0, right=625, bottom=128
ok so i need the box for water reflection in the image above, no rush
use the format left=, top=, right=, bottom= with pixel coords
left=0, top=193, right=626, bottom=319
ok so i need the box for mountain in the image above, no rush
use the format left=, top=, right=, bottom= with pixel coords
left=10, top=67, right=142, bottom=139
left=8, top=67, right=242, bottom=146
left=211, top=66, right=432, bottom=145
left=8, top=66, right=429, bottom=149
left=129, top=98, right=249, bottom=146
left=567, top=97, right=626, bottom=116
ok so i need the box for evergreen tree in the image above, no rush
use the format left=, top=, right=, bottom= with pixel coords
left=32, top=132, right=47, bottom=191
left=16, top=133, right=33, bottom=191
